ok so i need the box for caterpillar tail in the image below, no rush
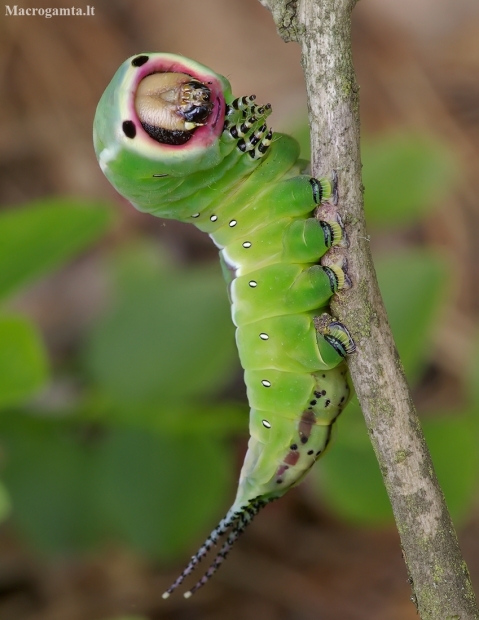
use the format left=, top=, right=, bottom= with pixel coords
left=162, top=322, right=355, bottom=599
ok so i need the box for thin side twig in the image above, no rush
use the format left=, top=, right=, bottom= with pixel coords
left=259, top=0, right=479, bottom=618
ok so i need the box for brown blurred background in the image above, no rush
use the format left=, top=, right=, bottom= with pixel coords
left=1, top=1, right=479, bottom=619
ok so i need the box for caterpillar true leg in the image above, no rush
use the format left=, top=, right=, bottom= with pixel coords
left=94, top=53, right=356, bottom=598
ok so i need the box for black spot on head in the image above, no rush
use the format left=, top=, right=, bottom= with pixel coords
left=122, top=120, right=136, bottom=138
left=131, top=55, right=149, bottom=67
left=310, top=400, right=317, bottom=406
left=301, top=437, right=308, bottom=444
left=321, top=390, right=326, bottom=396
left=290, top=444, right=298, bottom=451
left=322, top=374, right=326, bottom=378
left=340, top=396, right=345, bottom=403
left=276, top=479, right=283, bottom=484
left=308, top=406, right=313, bottom=410
left=307, top=450, right=314, bottom=455
left=314, top=391, right=321, bottom=398
left=316, top=450, right=322, bottom=456
left=325, top=399, right=331, bottom=407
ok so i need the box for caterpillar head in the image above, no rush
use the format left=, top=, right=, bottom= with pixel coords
left=93, top=53, right=232, bottom=187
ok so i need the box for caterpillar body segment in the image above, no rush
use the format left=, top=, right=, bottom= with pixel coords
left=93, top=52, right=355, bottom=598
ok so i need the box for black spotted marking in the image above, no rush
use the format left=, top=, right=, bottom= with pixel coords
left=290, top=444, right=298, bottom=450
left=122, top=120, right=136, bottom=139
left=308, top=450, right=314, bottom=455
left=325, top=399, right=331, bottom=407
left=310, top=400, right=317, bottom=406
left=301, top=437, right=308, bottom=444
left=276, top=479, right=283, bottom=484
left=237, top=138, right=247, bottom=152
left=316, top=450, right=322, bottom=456
left=340, top=396, right=345, bottom=403
left=321, top=390, right=326, bottom=396
left=131, top=55, right=149, bottom=67
left=314, top=391, right=321, bottom=398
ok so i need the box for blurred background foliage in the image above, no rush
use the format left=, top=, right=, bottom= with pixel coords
left=1, top=1, right=479, bottom=619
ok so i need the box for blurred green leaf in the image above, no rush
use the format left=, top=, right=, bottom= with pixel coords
left=376, top=250, right=448, bottom=380
left=0, top=481, right=12, bottom=524
left=0, top=414, right=234, bottom=559
left=84, top=244, right=238, bottom=406
left=362, top=134, right=456, bottom=229
left=0, top=316, right=49, bottom=409
left=422, top=412, right=479, bottom=522
left=81, top=398, right=247, bottom=437
left=1, top=416, right=107, bottom=553
left=314, top=402, right=393, bottom=525
left=97, top=428, right=233, bottom=560
left=0, top=198, right=113, bottom=300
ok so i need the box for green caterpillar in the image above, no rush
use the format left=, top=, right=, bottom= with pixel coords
left=93, top=53, right=355, bottom=598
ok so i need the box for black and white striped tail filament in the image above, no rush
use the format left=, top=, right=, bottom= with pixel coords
left=162, top=497, right=266, bottom=599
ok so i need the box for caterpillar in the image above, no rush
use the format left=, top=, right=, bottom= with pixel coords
left=93, top=53, right=355, bottom=598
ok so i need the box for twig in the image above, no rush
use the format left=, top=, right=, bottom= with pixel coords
left=259, top=0, right=479, bottom=617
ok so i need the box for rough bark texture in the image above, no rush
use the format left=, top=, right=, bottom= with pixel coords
left=259, top=0, right=479, bottom=618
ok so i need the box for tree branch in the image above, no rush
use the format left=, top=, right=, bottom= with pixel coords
left=260, top=0, right=479, bottom=617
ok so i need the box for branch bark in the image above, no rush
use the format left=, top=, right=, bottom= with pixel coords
left=259, top=0, right=479, bottom=618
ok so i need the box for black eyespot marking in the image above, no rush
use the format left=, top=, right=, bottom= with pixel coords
left=316, top=450, right=322, bottom=456
left=340, top=396, right=345, bottom=402
left=322, top=374, right=326, bottom=378
left=314, top=391, right=321, bottom=398
left=308, top=450, right=314, bottom=455
left=122, top=120, right=136, bottom=138
left=131, top=55, right=149, bottom=67
left=276, top=479, right=283, bottom=484
left=290, top=444, right=298, bottom=450
left=325, top=399, right=331, bottom=407
left=301, top=437, right=308, bottom=444
left=321, top=390, right=326, bottom=396
left=310, top=400, right=317, bottom=406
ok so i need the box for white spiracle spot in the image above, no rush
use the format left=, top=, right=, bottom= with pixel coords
left=262, top=419, right=272, bottom=429
left=259, top=333, right=269, bottom=340
left=261, top=380, right=271, bottom=388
